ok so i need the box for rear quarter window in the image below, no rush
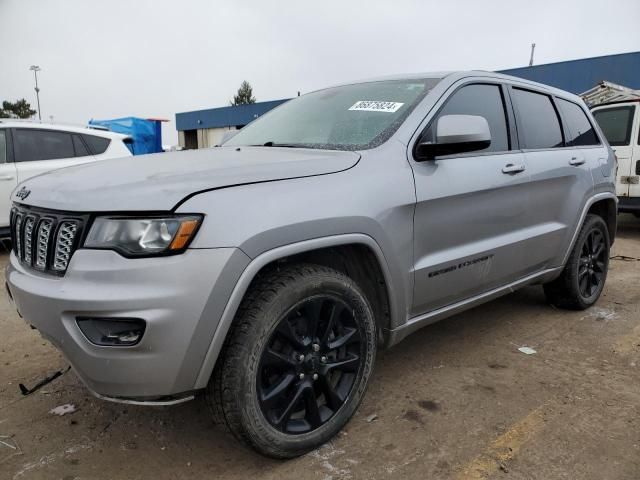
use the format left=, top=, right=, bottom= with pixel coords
left=82, top=135, right=111, bottom=155
left=557, top=98, right=599, bottom=146
left=592, top=106, right=635, bottom=147
left=511, top=88, right=563, bottom=149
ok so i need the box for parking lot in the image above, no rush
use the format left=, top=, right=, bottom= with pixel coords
left=0, top=214, right=638, bottom=480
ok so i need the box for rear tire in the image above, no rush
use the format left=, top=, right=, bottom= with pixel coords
left=206, top=263, right=376, bottom=458
left=543, top=214, right=610, bottom=310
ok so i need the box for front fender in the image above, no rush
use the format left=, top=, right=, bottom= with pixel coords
left=191, top=233, right=401, bottom=390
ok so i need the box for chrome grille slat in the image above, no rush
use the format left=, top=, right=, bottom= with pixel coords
left=11, top=206, right=84, bottom=276
left=35, top=218, right=53, bottom=269
left=53, top=221, right=78, bottom=271
left=23, top=216, right=36, bottom=265
left=14, top=214, right=23, bottom=260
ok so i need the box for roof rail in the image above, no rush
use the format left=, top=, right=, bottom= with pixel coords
left=581, top=81, right=640, bottom=107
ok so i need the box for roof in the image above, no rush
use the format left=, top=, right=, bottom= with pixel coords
left=498, top=51, right=640, bottom=94
left=0, top=120, right=129, bottom=139
left=176, top=99, right=290, bottom=131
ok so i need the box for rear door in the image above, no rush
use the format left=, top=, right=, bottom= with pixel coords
left=410, top=82, right=532, bottom=315
left=12, top=128, right=95, bottom=183
left=509, top=87, right=594, bottom=268
left=0, top=129, right=18, bottom=228
left=592, top=104, right=637, bottom=197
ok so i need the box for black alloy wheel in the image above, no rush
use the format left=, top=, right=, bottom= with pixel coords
left=257, top=295, right=362, bottom=434
left=577, top=228, right=607, bottom=300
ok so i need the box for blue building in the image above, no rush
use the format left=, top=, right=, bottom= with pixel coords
left=498, top=51, right=640, bottom=94
left=176, top=52, right=639, bottom=149
left=176, top=99, right=289, bottom=149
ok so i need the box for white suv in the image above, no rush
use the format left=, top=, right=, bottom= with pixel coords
left=591, top=101, right=640, bottom=215
left=0, top=122, right=132, bottom=234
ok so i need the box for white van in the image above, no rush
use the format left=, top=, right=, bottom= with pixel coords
left=0, top=121, right=132, bottom=234
left=592, top=101, right=640, bottom=215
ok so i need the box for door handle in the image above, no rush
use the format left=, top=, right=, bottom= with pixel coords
left=569, top=157, right=586, bottom=166
left=502, top=163, right=526, bottom=174
left=0, top=175, right=15, bottom=181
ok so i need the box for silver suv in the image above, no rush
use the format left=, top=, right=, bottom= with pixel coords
left=6, top=71, right=616, bottom=458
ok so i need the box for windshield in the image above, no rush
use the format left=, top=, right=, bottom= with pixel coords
left=225, top=78, right=441, bottom=151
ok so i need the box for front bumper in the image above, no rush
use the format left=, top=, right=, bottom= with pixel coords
left=6, top=247, right=248, bottom=400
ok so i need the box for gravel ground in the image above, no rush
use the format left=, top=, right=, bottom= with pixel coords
left=1, top=215, right=639, bottom=480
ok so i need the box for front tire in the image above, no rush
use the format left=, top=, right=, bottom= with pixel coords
left=543, top=214, right=610, bottom=310
left=207, top=263, right=376, bottom=458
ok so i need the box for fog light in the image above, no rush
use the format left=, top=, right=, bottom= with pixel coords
left=76, top=317, right=146, bottom=346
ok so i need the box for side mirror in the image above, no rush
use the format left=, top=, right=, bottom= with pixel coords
left=415, top=114, right=491, bottom=160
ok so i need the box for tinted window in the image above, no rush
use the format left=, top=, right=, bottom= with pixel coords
left=72, top=134, right=91, bottom=157
left=512, top=88, right=563, bottom=149
left=424, top=84, right=509, bottom=153
left=0, top=130, right=6, bottom=164
left=82, top=135, right=110, bottom=154
left=557, top=98, right=599, bottom=146
left=592, top=106, right=635, bottom=147
left=13, top=129, right=75, bottom=162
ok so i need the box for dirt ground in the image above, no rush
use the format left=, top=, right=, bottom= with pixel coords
left=1, top=215, right=639, bottom=480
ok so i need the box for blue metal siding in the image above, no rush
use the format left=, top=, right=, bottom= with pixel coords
left=499, top=51, right=640, bottom=94
left=176, top=99, right=290, bottom=131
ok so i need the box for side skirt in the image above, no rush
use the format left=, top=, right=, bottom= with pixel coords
left=386, top=267, right=562, bottom=347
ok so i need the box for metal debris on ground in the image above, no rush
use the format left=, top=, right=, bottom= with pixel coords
left=365, top=413, right=378, bottom=423
left=19, top=366, right=71, bottom=396
left=518, top=346, right=537, bottom=355
left=49, top=404, right=77, bottom=416
left=610, top=255, right=640, bottom=262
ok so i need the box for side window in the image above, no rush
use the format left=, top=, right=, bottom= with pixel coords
left=82, top=135, right=111, bottom=155
left=592, top=106, right=635, bottom=147
left=425, top=84, right=510, bottom=153
left=0, top=130, right=6, bottom=164
left=512, top=88, right=563, bottom=149
left=13, top=129, right=75, bottom=162
left=72, top=135, right=91, bottom=157
left=557, top=98, right=599, bottom=146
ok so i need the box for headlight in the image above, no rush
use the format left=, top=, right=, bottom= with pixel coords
left=84, top=215, right=202, bottom=257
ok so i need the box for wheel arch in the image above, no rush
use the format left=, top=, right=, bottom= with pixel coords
left=193, top=234, right=398, bottom=389
left=561, top=192, right=618, bottom=266
left=586, top=197, right=617, bottom=244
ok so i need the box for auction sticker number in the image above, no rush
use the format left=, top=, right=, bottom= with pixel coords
left=349, top=101, right=404, bottom=113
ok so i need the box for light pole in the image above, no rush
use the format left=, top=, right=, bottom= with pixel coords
left=29, top=65, right=41, bottom=121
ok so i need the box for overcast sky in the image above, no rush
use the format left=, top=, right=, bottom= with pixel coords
left=2, top=0, right=639, bottom=144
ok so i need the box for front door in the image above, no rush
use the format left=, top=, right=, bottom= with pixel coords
left=410, top=83, right=532, bottom=316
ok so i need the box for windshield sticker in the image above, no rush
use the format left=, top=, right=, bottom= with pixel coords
left=349, top=101, right=404, bottom=113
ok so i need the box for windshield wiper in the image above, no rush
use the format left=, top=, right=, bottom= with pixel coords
left=260, top=141, right=301, bottom=148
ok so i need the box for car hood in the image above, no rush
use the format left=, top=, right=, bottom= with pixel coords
left=13, top=146, right=360, bottom=212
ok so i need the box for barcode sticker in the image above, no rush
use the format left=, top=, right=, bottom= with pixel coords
left=348, top=100, right=404, bottom=113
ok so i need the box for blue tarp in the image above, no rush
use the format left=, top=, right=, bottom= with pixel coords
left=88, top=117, right=163, bottom=155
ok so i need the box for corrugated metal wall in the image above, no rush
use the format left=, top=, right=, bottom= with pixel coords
left=499, top=51, right=640, bottom=94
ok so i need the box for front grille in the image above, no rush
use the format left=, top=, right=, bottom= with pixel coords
left=10, top=205, right=87, bottom=276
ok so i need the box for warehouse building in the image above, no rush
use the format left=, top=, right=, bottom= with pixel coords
left=175, top=99, right=288, bottom=149
left=175, top=51, right=639, bottom=149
